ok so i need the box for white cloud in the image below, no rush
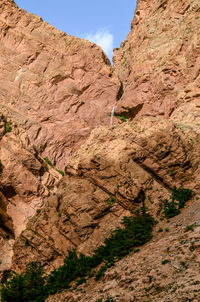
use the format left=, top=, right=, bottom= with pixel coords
left=84, top=28, right=114, bottom=60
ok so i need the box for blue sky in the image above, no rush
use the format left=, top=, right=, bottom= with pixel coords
left=14, top=0, right=137, bottom=62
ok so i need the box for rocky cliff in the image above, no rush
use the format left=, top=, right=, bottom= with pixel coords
left=113, top=0, right=200, bottom=119
left=0, top=0, right=200, bottom=301
left=0, top=0, right=118, bottom=272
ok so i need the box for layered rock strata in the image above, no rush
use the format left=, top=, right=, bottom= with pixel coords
left=0, top=0, right=118, bottom=272
left=0, top=1, right=200, bottom=302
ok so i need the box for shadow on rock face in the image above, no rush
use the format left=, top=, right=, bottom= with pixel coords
left=0, top=191, right=15, bottom=239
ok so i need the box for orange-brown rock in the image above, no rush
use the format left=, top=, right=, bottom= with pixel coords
left=0, top=117, right=63, bottom=272
left=0, top=0, right=118, bottom=169
left=0, top=0, right=118, bottom=273
left=113, top=0, right=200, bottom=120
left=12, top=103, right=200, bottom=273
left=47, top=196, right=200, bottom=302
left=1, top=0, right=200, bottom=301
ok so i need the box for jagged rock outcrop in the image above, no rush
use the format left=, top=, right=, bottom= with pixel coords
left=113, top=0, right=200, bottom=119
left=12, top=103, right=200, bottom=273
left=47, top=196, right=200, bottom=302
left=0, top=0, right=118, bottom=272
left=0, top=0, right=118, bottom=168
left=0, top=115, right=62, bottom=272
left=0, top=0, right=200, bottom=301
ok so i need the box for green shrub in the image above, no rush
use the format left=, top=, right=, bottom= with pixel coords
left=106, top=197, right=116, bottom=205
left=76, top=277, right=86, bottom=285
left=163, top=186, right=192, bottom=218
left=105, top=298, right=115, bottom=302
left=47, top=251, right=96, bottom=295
left=44, top=158, right=64, bottom=176
left=95, top=265, right=107, bottom=281
left=5, top=121, right=12, bottom=133
left=43, top=157, right=54, bottom=168
left=0, top=262, right=47, bottom=302
left=1, top=115, right=12, bottom=133
left=93, top=208, right=155, bottom=263
left=185, top=224, right=195, bottom=232
left=168, top=169, right=175, bottom=176
left=163, top=199, right=180, bottom=218
left=189, top=242, right=195, bottom=252
left=120, top=116, right=126, bottom=122
left=56, top=169, right=64, bottom=176
left=162, top=259, right=170, bottom=265
left=171, top=186, right=192, bottom=208
left=148, top=275, right=153, bottom=283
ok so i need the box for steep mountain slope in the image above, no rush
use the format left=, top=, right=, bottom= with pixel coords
left=12, top=108, right=200, bottom=272
left=0, top=0, right=200, bottom=301
left=113, top=0, right=200, bottom=119
left=0, top=0, right=118, bottom=272
left=0, top=0, right=118, bottom=168
left=44, top=103, right=200, bottom=301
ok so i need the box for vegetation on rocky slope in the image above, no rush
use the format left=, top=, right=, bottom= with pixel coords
left=0, top=187, right=193, bottom=301
left=0, top=208, right=155, bottom=302
left=44, top=156, right=65, bottom=176
left=162, top=187, right=192, bottom=218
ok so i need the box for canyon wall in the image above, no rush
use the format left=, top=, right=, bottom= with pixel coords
left=113, top=0, right=200, bottom=118
left=0, top=0, right=200, bottom=301
left=0, top=0, right=118, bottom=272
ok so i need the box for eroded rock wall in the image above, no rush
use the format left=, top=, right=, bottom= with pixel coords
left=113, top=0, right=200, bottom=119
left=0, top=0, right=118, bottom=168
left=0, top=2, right=200, bottom=301
left=13, top=103, right=200, bottom=300
left=0, top=0, right=118, bottom=273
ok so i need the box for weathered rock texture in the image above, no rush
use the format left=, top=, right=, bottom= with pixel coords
left=113, top=0, right=200, bottom=119
left=0, top=0, right=118, bottom=272
left=1, top=0, right=200, bottom=301
left=47, top=196, right=200, bottom=302
left=0, top=0, right=118, bottom=168
left=12, top=104, right=200, bottom=274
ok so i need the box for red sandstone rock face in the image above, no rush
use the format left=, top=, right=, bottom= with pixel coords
left=47, top=197, right=200, bottom=302
left=14, top=104, right=200, bottom=300
left=12, top=100, right=200, bottom=272
left=0, top=0, right=118, bottom=168
left=1, top=1, right=200, bottom=301
left=113, top=0, right=200, bottom=120
left=0, top=117, right=63, bottom=271
left=0, top=0, right=118, bottom=272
